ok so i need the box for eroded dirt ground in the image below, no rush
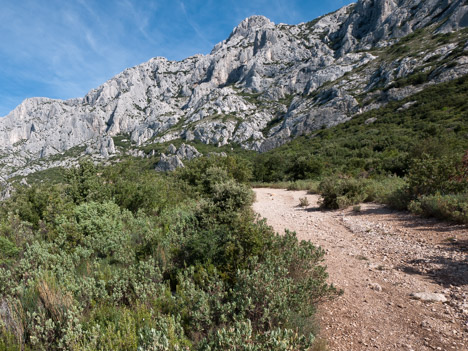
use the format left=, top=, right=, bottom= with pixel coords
left=253, top=188, right=468, bottom=351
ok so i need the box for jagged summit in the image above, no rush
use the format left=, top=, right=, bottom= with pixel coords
left=335, top=0, right=468, bottom=54
left=211, top=15, right=275, bottom=54
left=0, top=0, right=467, bottom=179
left=231, top=15, right=274, bottom=36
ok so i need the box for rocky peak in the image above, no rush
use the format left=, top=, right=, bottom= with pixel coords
left=211, top=15, right=275, bottom=55
left=0, top=0, right=467, bottom=179
left=334, top=0, right=468, bottom=55
left=230, top=15, right=274, bottom=38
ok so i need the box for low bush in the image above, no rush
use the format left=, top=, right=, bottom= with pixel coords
left=317, top=176, right=407, bottom=210
left=406, top=154, right=467, bottom=198
left=318, top=177, right=368, bottom=209
left=0, top=157, right=334, bottom=350
left=299, top=197, right=310, bottom=207
left=408, top=193, right=468, bottom=224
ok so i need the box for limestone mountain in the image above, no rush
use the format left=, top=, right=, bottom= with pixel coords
left=1, top=0, right=468, bottom=179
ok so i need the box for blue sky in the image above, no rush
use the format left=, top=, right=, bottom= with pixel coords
left=0, top=0, right=355, bottom=117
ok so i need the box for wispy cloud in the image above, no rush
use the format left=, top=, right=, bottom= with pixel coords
left=178, top=1, right=215, bottom=47
left=0, top=0, right=356, bottom=116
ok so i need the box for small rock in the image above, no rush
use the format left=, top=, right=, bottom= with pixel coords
left=410, top=292, right=447, bottom=303
left=369, top=282, right=383, bottom=292
left=167, top=144, right=177, bottom=154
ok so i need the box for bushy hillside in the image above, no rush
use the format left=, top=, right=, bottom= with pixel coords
left=0, top=157, right=336, bottom=350
left=253, top=74, right=468, bottom=181
left=252, top=74, right=468, bottom=223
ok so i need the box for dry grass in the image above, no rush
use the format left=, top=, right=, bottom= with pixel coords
left=37, top=279, right=73, bottom=323
left=0, top=298, right=24, bottom=346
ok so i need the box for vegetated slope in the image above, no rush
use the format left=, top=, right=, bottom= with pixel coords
left=253, top=73, right=468, bottom=224
left=253, top=73, right=468, bottom=181
left=0, top=0, right=468, bottom=179
left=0, top=157, right=337, bottom=350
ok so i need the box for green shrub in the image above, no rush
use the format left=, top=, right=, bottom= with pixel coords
left=176, top=155, right=252, bottom=191
left=3, top=184, right=71, bottom=230
left=408, top=193, right=468, bottom=224
left=199, top=320, right=316, bottom=351
left=0, top=156, right=335, bottom=350
left=385, top=185, right=410, bottom=210
left=104, top=160, right=188, bottom=214
left=287, top=156, right=324, bottom=180
left=407, top=154, right=466, bottom=198
left=0, top=237, right=19, bottom=265
left=233, top=231, right=335, bottom=333
left=361, top=177, right=405, bottom=203
left=318, top=177, right=367, bottom=209
left=210, top=181, right=254, bottom=214
left=299, top=197, right=310, bottom=207
left=64, top=160, right=110, bottom=204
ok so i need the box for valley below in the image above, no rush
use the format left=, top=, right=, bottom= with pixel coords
left=253, top=188, right=468, bottom=351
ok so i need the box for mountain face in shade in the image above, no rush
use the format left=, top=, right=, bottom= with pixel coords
left=1, top=0, right=468, bottom=179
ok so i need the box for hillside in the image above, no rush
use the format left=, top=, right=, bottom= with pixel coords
left=0, top=0, right=467, bottom=180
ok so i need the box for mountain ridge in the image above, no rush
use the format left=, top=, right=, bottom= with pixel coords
left=1, top=0, right=467, bottom=179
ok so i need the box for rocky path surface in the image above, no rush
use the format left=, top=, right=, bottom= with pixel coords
left=253, top=188, right=468, bottom=351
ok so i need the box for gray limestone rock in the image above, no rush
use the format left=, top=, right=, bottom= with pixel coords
left=155, top=143, right=202, bottom=172
left=176, top=143, right=201, bottom=160
left=0, top=0, right=467, bottom=178
left=167, top=144, right=177, bottom=154
left=86, top=136, right=116, bottom=158
left=410, top=292, right=448, bottom=303
left=155, top=154, right=185, bottom=172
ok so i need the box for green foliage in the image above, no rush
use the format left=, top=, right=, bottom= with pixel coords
left=64, top=160, right=109, bottom=204
left=318, top=177, right=367, bottom=209
left=299, top=197, right=310, bottom=207
left=0, top=237, right=19, bottom=265
left=316, top=176, right=407, bottom=210
left=0, top=156, right=333, bottom=350
left=409, top=193, right=468, bottom=224
left=406, top=154, right=467, bottom=198
left=199, top=320, right=316, bottom=351
left=252, top=74, right=468, bottom=182
left=233, top=231, right=335, bottom=332
left=176, top=155, right=253, bottom=190
left=287, top=156, right=325, bottom=180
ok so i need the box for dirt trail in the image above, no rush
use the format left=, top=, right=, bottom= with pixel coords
left=253, top=188, right=468, bottom=351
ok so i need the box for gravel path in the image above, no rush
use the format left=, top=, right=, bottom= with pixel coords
left=253, top=188, right=468, bottom=351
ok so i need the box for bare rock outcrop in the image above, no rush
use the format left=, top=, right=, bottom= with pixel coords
left=0, top=0, right=467, bottom=178
left=154, top=143, right=202, bottom=172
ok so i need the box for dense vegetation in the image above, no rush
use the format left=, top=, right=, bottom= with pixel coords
left=0, top=157, right=336, bottom=350
left=254, top=74, right=468, bottom=181
left=253, top=75, right=468, bottom=223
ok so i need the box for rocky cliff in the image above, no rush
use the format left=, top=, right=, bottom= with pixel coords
left=1, top=0, right=468, bottom=178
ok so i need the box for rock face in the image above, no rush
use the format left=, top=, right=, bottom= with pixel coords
left=85, top=136, right=116, bottom=158
left=0, top=0, right=468, bottom=178
left=334, top=0, right=468, bottom=55
left=154, top=143, right=202, bottom=172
